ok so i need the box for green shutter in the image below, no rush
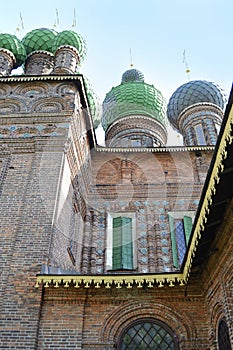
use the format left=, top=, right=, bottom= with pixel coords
left=183, top=216, right=192, bottom=244
left=121, top=217, right=133, bottom=269
left=113, top=217, right=122, bottom=270
left=112, top=216, right=133, bottom=270
left=168, top=214, right=179, bottom=269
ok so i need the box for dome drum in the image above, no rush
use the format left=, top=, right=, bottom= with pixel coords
left=167, top=80, right=226, bottom=132
left=167, top=80, right=226, bottom=146
left=102, top=68, right=168, bottom=147
left=53, top=45, right=80, bottom=74
left=105, top=115, right=167, bottom=147
left=177, top=103, right=223, bottom=146
left=25, top=50, right=54, bottom=75
left=0, top=48, right=16, bottom=76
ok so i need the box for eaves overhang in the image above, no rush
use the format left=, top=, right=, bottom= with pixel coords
left=186, top=85, right=233, bottom=272
left=95, top=145, right=215, bottom=153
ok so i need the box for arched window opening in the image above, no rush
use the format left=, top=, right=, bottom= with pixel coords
left=118, top=318, right=179, bottom=350
left=218, top=318, right=231, bottom=350
left=194, top=123, right=206, bottom=145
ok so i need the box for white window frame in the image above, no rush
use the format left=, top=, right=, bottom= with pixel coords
left=106, top=212, right=137, bottom=271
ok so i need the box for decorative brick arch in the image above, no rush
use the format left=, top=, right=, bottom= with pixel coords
left=210, top=301, right=226, bottom=338
left=31, top=97, right=67, bottom=113
left=13, top=82, right=49, bottom=96
left=0, top=85, right=8, bottom=96
left=95, top=157, right=149, bottom=205
left=100, top=301, right=196, bottom=344
left=0, top=99, right=24, bottom=113
left=55, top=82, right=77, bottom=96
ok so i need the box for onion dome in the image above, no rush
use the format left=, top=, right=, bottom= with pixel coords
left=0, top=33, right=26, bottom=68
left=167, top=80, right=226, bottom=130
left=102, top=69, right=167, bottom=132
left=83, top=77, right=101, bottom=128
left=52, top=30, right=87, bottom=63
left=22, top=28, right=57, bottom=55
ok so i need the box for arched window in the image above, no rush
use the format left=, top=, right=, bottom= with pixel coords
left=118, top=318, right=179, bottom=350
left=218, top=318, right=231, bottom=350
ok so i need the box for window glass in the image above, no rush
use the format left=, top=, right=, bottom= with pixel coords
left=113, top=216, right=133, bottom=270
left=218, top=318, right=231, bottom=350
left=195, top=124, right=206, bottom=145
left=168, top=212, right=195, bottom=269
left=118, top=319, right=179, bottom=350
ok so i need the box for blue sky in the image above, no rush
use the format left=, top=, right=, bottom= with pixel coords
left=0, top=0, right=232, bottom=144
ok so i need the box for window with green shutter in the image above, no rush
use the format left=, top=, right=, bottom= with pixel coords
left=168, top=212, right=194, bottom=269
left=112, top=216, right=133, bottom=270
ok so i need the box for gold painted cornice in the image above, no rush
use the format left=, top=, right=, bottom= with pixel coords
left=182, top=103, right=233, bottom=280
left=95, top=145, right=215, bottom=153
left=35, top=273, right=186, bottom=289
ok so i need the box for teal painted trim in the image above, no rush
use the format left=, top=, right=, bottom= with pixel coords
left=183, top=215, right=192, bottom=244
left=112, top=216, right=122, bottom=270
left=168, top=214, right=179, bottom=269
left=121, top=217, right=133, bottom=269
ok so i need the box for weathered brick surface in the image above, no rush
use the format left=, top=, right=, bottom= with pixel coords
left=0, top=76, right=232, bottom=349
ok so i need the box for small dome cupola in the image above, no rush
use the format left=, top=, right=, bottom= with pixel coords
left=22, top=28, right=57, bottom=75
left=22, top=28, right=87, bottom=75
left=102, top=68, right=168, bottom=147
left=121, top=68, right=145, bottom=83
left=0, top=33, right=26, bottom=75
left=167, top=80, right=226, bottom=146
left=52, top=30, right=87, bottom=74
left=22, top=28, right=57, bottom=55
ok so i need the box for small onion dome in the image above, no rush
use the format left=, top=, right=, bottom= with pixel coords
left=52, top=30, right=87, bottom=63
left=83, top=77, right=101, bottom=128
left=0, top=33, right=26, bottom=68
left=22, top=28, right=57, bottom=55
left=121, top=68, right=144, bottom=83
left=102, top=69, right=167, bottom=131
left=167, top=80, right=227, bottom=130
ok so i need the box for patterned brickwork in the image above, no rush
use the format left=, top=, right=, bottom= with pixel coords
left=0, top=73, right=232, bottom=349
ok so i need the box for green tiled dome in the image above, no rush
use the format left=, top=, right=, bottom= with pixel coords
left=22, top=28, right=57, bottom=55
left=53, top=30, right=87, bottom=63
left=84, top=77, right=101, bottom=128
left=102, top=70, right=167, bottom=131
left=0, top=33, right=26, bottom=68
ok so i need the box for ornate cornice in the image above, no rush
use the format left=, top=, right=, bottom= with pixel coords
left=95, top=145, right=215, bottom=153
left=0, top=74, right=82, bottom=83
left=35, top=272, right=186, bottom=289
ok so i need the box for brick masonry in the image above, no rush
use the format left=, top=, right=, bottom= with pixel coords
left=0, top=76, right=232, bottom=349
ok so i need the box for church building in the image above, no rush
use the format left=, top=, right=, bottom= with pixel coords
left=0, top=27, right=232, bottom=349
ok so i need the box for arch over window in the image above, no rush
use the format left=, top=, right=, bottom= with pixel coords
left=117, top=318, right=179, bottom=350
left=218, top=318, right=231, bottom=350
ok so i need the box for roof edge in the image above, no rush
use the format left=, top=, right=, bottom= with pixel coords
left=181, top=84, right=233, bottom=278
left=35, top=272, right=186, bottom=289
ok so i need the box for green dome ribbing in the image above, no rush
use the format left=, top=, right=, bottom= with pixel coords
left=53, top=30, right=87, bottom=63
left=83, top=77, right=101, bottom=128
left=0, top=33, right=26, bottom=68
left=102, top=79, right=167, bottom=131
left=22, top=28, right=57, bottom=55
